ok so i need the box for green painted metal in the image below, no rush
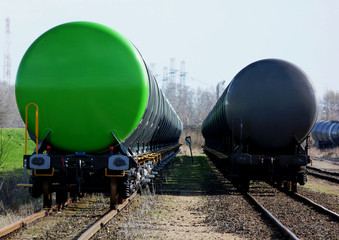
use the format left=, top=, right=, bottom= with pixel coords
left=16, top=22, right=149, bottom=153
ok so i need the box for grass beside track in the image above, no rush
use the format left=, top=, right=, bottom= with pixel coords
left=156, top=155, right=228, bottom=195
left=0, top=128, right=35, bottom=175
left=0, top=128, right=39, bottom=217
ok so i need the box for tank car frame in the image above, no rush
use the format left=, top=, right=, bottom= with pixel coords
left=203, top=126, right=310, bottom=191
left=23, top=128, right=180, bottom=208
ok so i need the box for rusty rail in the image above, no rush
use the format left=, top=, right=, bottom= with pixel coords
left=0, top=198, right=73, bottom=238
left=246, top=192, right=299, bottom=240
left=292, top=193, right=339, bottom=221
left=78, top=191, right=138, bottom=240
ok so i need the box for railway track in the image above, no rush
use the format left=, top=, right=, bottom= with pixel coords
left=291, top=192, right=339, bottom=220
left=203, top=156, right=339, bottom=239
left=78, top=191, right=138, bottom=240
left=3, top=156, right=338, bottom=239
left=307, top=166, right=339, bottom=183
left=245, top=182, right=339, bottom=240
left=92, top=156, right=287, bottom=239
left=1, top=191, right=138, bottom=240
left=83, top=155, right=339, bottom=239
left=205, top=154, right=339, bottom=239
left=1, top=152, right=175, bottom=239
left=0, top=197, right=73, bottom=239
left=246, top=189, right=339, bottom=240
left=0, top=191, right=130, bottom=240
left=246, top=192, right=299, bottom=240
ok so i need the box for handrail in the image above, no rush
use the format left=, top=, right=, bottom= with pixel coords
left=105, top=168, right=125, bottom=177
left=25, top=103, right=39, bottom=155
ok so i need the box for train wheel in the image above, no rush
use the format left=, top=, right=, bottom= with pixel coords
left=284, top=181, right=292, bottom=192
left=29, top=177, right=43, bottom=198
left=278, top=181, right=283, bottom=188
left=110, top=178, right=118, bottom=209
left=239, top=178, right=250, bottom=192
left=56, top=191, right=68, bottom=209
left=43, top=179, right=52, bottom=208
left=283, top=181, right=287, bottom=191
left=292, top=182, right=298, bottom=192
left=118, top=195, right=125, bottom=204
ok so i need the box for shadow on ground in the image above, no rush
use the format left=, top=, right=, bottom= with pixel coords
left=154, top=155, right=239, bottom=196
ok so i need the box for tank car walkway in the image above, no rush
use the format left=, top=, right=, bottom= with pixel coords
left=93, top=156, right=283, bottom=239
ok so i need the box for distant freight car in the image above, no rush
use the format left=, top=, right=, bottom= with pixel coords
left=202, top=59, right=317, bottom=191
left=16, top=22, right=182, bottom=208
left=312, top=121, right=339, bottom=148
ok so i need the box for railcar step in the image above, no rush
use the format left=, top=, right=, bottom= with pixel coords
left=17, top=183, right=33, bottom=188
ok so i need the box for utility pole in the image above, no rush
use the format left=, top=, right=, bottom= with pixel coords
left=179, top=60, right=187, bottom=87
left=162, top=66, right=169, bottom=89
left=3, top=17, right=11, bottom=83
left=169, top=58, right=177, bottom=83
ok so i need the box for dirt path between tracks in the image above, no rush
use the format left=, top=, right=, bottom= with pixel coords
left=107, top=194, right=243, bottom=240
left=94, top=156, right=283, bottom=240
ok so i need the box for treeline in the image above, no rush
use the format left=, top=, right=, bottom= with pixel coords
left=163, top=81, right=339, bottom=127
left=161, top=79, right=217, bottom=152
left=0, top=82, right=23, bottom=128
left=318, top=90, right=339, bottom=121
left=162, top=80, right=216, bottom=128
left=1, top=80, right=339, bottom=129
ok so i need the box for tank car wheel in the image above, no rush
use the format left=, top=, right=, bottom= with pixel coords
left=29, top=177, right=43, bottom=198
left=292, top=182, right=298, bottom=192
left=297, top=169, right=307, bottom=185
left=110, top=178, right=118, bottom=209
left=283, top=181, right=292, bottom=192
left=239, top=178, right=250, bottom=192
left=43, top=179, right=52, bottom=208
left=118, top=195, right=125, bottom=204
left=56, top=191, right=68, bottom=208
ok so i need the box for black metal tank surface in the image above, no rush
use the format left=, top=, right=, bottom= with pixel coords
left=123, top=65, right=183, bottom=153
left=202, top=59, right=317, bottom=191
left=202, top=59, right=317, bottom=154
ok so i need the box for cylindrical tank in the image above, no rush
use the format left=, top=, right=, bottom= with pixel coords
left=311, top=121, right=339, bottom=146
left=202, top=59, right=317, bottom=153
left=16, top=22, right=182, bottom=153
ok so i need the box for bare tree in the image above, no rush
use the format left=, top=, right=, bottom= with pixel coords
left=162, top=79, right=216, bottom=127
left=320, top=90, right=339, bottom=121
left=193, top=87, right=216, bottom=126
left=0, top=82, right=15, bottom=170
left=0, top=82, right=24, bottom=128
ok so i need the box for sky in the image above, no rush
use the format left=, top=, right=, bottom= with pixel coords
left=1, top=0, right=339, bottom=99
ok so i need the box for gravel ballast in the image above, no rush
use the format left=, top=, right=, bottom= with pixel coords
left=94, top=156, right=285, bottom=239
left=6, top=195, right=110, bottom=240
left=250, top=182, right=339, bottom=240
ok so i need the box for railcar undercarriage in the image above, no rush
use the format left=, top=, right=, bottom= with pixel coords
left=203, top=145, right=309, bottom=192
left=21, top=143, right=181, bottom=208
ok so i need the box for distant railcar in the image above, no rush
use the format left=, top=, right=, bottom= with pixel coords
left=202, top=59, right=317, bottom=191
left=312, top=121, right=339, bottom=148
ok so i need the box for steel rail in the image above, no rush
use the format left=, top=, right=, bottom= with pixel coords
left=271, top=183, right=339, bottom=221
left=245, top=192, right=299, bottom=240
left=78, top=191, right=139, bottom=240
left=307, top=171, right=339, bottom=183
left=0, top=198, right=73, bottom=238
left=291, top=193, right=339, bottom=221
left=307, top=166, right=339, bottom=177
